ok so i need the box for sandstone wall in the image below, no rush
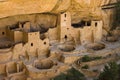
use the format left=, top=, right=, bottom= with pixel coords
left=0, top=0, right=71, bottom=18
left=0, top=14, right=57, bottom=29
left=0, top=48, right=12, bottom=62
left=48, top=27, right=59, bottom=41
left=0, top=0, right=117, bottom=31
left=12, top=43, right=25, bottom=60
left=69, top=0, right=117, bottom=31
left=0, top=64, right=6, bottom=74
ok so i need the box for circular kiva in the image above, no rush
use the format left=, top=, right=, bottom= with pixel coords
left=85, top=43, right=105, bottom=50
left=0, top=41, right=13, bottom=49
left=106, top=36, right=118, bottom=42
left=58, top=44, right=75, bottom=52
left=34, top=59, right=55, bottom=69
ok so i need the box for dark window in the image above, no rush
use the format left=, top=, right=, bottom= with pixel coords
left=21, top=24, right=24, bottom=28
left=31, top=43, right=33, bottom=46
left=64, top=35, right=67, bottom=40
left=44, top=42, right=46, bottom=45
left=95, top=22, right=97, bottom=27
left=2, top=32, right=5, bottom=35
left=65, top=14, right=67, bottom=18
left=87, top=21, right=91, bottom=26
left=64, top=20, right=66, bottom=21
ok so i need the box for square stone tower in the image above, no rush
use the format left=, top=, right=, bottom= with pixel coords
left=92, top=20, right=103, bottom=42
left=59, top=12, right=73, bottom=42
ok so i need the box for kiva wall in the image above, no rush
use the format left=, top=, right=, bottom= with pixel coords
left=0, top=49, right=12, bottom=62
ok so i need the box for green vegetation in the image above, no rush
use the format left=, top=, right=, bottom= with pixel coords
left=96, top=62, right=120, bottom=80
left=81, top=55, right=102, bottom=62
left=52, top=68, right=85, bottom=80
left=81, top=64, right=89, bottom=69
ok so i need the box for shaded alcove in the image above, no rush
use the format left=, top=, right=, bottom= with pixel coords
left=72, top=20, right=91, bottom=28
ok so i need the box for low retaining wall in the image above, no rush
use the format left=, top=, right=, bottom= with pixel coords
left=0, top=48, right=12, bottom=62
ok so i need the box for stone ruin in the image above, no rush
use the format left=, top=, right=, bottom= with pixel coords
left=0, top=0, right=119, bottom=80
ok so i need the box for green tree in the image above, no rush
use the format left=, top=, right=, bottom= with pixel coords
left=98, top=62, right=119, bottom=80
left=82, top=55, right=91, bottom=62
left=52, top=68, right=85, bottom=80
left=81, top=65, right=89, bottom=69
left=118, top=64, right=120, bottom=80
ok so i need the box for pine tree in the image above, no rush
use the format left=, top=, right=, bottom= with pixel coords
left=98, top=62, right=119, bottom=80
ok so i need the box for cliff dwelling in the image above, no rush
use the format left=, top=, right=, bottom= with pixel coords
left=0, top=0, right=120, bottom=80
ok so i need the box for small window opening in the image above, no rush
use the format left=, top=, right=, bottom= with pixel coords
left=67, top=28, right=69, bottom=30
left=21, top=24, right=24, bottom=28
left=64, top=20, right=66, bottom=21
left=95, top=22, right=98, bottom=27
left=65, top=14, right=67, bottom=18
left=44, top=42, right=46, bottom=45
left=87, top=21, right=91, bottom=26
left=64, top=35, right=67, bottom=40
left=31, top=43, right=33, bottom=46
left=2, top=32, right=5, bottom=35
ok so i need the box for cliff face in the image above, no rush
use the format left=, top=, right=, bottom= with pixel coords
left=0, top=0, right=71, bottom=28
left=69, top=0, right=117, bottom=30
left=0, top=0, right=117, bottom=30
left=69, top=0, right=116, bottom=20
left=0, top=0, right=71, bottom=18
left=0, top=0, right=116, bottom=18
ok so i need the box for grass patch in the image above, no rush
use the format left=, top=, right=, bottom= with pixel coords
left=52, top=68, right=85, bottom=80
left=81, top=55, right=102, bottom=62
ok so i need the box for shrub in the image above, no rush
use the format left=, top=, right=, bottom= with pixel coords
left=97, top=62, right=119, bottom=80
left=81, top=55, right=102, bottom=62
left=52, top=68, right=85, bottom=80
left=81, top=65, right=89, bottom=69
left=82, top=55, right=91, bottom=62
